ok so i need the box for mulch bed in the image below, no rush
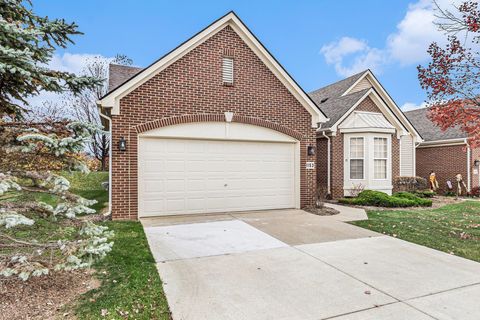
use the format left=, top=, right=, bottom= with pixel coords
left=304, top=205, right=339, bottom=216
left=0, top=270, right=99, bottom=320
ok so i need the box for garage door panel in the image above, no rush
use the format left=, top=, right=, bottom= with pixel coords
left=139, top=138, right=296, bottom=216
left=186, top=179, right=205, bottom=191
left=144, top=180, right=164, bottom=192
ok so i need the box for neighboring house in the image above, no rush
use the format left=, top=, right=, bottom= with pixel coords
left=310, top=71, right=422, bottom=198
left=99, top=12, right=422, bottom=220
left=405, top=108, right=480, bottom=193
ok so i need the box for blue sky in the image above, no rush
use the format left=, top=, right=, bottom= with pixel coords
left=34, top=0, right=455, bottom=110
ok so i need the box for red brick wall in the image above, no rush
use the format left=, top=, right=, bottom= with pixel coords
left=111, top=26, right=317, bottom=219
left=317, top=96, right=401, bottom=198
left=416, top=145, right=468, bottom=193
left=316, top=138, right=328, bottom=198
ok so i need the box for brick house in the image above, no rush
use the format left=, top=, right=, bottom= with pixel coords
left=99, top=12, right=421, bottom=220
left=405, top=108, right=480, bottom=193
left=310, top=71, right=422, bottom=199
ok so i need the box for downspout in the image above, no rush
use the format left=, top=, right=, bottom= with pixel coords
left=99, top=111, right=112, bottom=216
left=322, top=131, right=331, bottom=196
left=413, top=137, right=421, bottom=177
left=466, top=139, right=471, bottom=192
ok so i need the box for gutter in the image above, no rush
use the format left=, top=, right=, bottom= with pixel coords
left=322, top=131, right=331, bottom=196
left=99, top=111, right=112, bottom=216
left=416, top=137, right=466, bottom=148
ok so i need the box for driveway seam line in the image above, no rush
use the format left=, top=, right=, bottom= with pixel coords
left=292, top=245, right=442, bottom=320
left=293, top=246, right=401, bottom=300
left=403, top=281, right=480, bottom=301
left=318, top=301, right=437, bottom=320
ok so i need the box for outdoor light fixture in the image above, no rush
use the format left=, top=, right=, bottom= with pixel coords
left=474, top=159, right=480, bottom=167
left=307, top=145, right=315, bottom=156
left=118, top=137, right=127, bottom=151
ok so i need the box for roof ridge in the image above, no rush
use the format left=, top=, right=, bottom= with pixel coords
left=309, top=70, right=368, bottom=95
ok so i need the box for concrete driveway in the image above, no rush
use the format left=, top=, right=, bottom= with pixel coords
left=142, top=206, right=480, bottom=320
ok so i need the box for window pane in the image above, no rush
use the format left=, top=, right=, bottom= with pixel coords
left=350, top=137, right=364, bottom=158
left=374, top=159, right=387, bottom=179
left=374, top=138, right=387, bottom=158
left=350, top=159, right=364, bottom=179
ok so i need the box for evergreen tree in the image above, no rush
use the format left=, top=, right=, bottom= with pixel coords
left=0, top=0, right=101, bottom=118
left=0, top=0, right=113, bottom=281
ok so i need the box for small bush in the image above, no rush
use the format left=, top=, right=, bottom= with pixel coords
left=394, top=176, right=428, bottom=192
left=393, top=192, right=433, bottom=206
left=413, top=190, right=436, bottom=198
left=339, top=190, right=432, bottom=207
left=470, top=186, right=480, bottom=197
left=349, top=183, right=365, bottom=197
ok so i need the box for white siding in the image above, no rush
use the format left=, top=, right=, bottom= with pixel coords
left=350, top=77, right=372, bottom=93
left=400, top=135, right=414, bottom=176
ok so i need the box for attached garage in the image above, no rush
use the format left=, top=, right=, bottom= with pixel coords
left=138, top=122, right=300, bottom=217
left=100, top=12, right=326, bottom=220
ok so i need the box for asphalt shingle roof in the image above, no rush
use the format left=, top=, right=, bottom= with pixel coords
left=404, top=108, right=466, bottom=142
left=309, top=71, right=369, bottom=128
left=108, top=64, right=144, bottom=92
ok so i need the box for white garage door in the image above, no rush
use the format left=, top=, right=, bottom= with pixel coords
left=138, top=138, right=296, bottom=217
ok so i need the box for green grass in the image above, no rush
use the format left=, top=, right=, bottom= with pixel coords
left=0, top=171, right=109, bottom=212
left=63, top=171, right=109, bottom=212
left=352, top=201, right=480, bottom=262
left=73, top=221, right=171, bottom=319
left=0, top=171, right=109, bottom=242
left=2, top=171, right=170, bottom=318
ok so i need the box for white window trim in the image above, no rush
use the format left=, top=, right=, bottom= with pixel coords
left=344, top=132, right=393, bottom=195
left=373, top=137, right=388, bottom=181
left=349, top=136, right=365, bottom=181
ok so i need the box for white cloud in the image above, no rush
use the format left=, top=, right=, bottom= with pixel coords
left=320, top=37, right=368, bottom=64
left=48, top=53, right=101, bottom=74
left=320, top=0, right=461, bottom=75
left=400, top=101, right=429, bottom=111
left=320, top=37, right=387, bottom=77
left=387, top=0, right=448, bottom=65
left=26, top=53, right=108, bottom=110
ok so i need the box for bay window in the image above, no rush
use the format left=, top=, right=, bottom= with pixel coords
left=374, top=137, right=388, bottom=179
left=350, top=137, right=364, bottom=179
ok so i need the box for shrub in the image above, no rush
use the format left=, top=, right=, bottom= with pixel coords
left=349, top=183, right=365, bottom=197
left=413, top=190, right=436, bottom=198
left=393, top=192, right=433, bottom=206
left=470, top=186, right=480, bottom=197
left=339, top=190, right=432, bottom=207
left=394, top=176, right=428, bottom=192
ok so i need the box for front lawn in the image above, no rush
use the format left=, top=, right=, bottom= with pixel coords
left=1, top=171, right=171, bottom=319
left=73, top=221, right=171, bottom=319
left=352, top=201, right=480, bottom=262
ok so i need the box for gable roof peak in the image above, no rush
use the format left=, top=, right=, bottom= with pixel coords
left=99, top=11, right=328, bottom=126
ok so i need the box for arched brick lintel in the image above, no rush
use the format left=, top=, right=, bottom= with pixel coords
left=134, top=114, right=305, bottom=140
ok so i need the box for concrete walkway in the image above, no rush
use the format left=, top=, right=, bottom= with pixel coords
left=142, top=207, right=480, bottom=320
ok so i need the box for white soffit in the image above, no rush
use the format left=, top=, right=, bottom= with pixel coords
left=98, top=12, right=328, bottom=127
